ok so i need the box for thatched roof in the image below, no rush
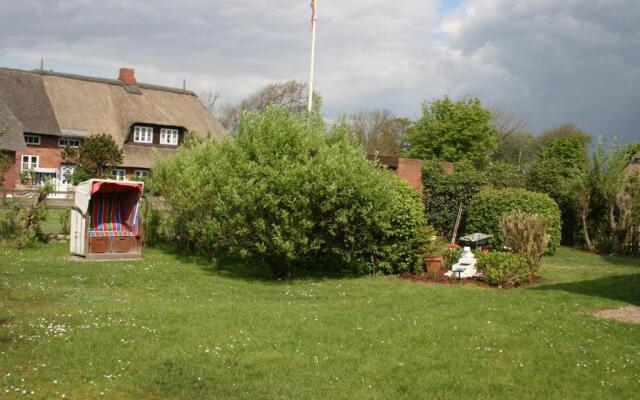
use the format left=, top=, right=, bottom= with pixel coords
left=0, top=99, right=27, bottom=151
left=121, top=145, right=178, bottom=169
left=0, top=67, right=224, bottom=166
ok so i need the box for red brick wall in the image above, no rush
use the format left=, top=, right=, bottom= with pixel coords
left=18, top=135, right=64, bottom=170
left=2, top=135, right=65, bottom=189
left=368, top=155, right=424, bottom=195
left=396, top=158, right=424, bottom=194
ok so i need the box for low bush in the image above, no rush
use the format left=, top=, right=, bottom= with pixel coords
left=141, top=197, right=163, bottom=246
left=442, top=245, right=462, bottom=269
left=466, top=188, right=562, bottom=254
left=1, top=183, right=53, bottom=247
left=154, top=107, right=425, bottom=277
left=477, top=251, right=534, bottom=287
left=0, top=202, right=22, bottom=240
left=500, top=210, right=550, bottom=266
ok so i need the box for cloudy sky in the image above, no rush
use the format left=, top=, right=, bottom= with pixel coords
left=0, top=0, right=638, bottom=143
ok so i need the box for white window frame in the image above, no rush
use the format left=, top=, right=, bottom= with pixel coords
left=112, top=169, right=127, bottom=181
left=24, top=134, right=41, bottom=146
left=58, top=138, right=81, bottom=148
left=133, top=126, right=154, bottom=143
left=160, top=128, right=179, bottom=145
left=134, top=170, right=149, bottom=179
left=21, top=155, right=39, bottom=171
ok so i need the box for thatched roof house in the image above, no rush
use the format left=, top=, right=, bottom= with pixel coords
left=0, top=67, right=224, bottom=167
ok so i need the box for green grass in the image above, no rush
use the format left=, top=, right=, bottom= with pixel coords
left=1, top=245, right=639, bottom=399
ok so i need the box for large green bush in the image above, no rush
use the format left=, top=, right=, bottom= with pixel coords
left=466, top=188, right=562, bottom=253
left=153, top=107, right=425, bottom=277
left=477, top=251, right=533, bottom=287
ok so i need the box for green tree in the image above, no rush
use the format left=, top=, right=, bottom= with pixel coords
left=538, top=136, right=588, bottom=173
left=486, top=161, right=525, bottom=189
left=214, top=81, right=322, bottom=133
left=405, top=97, right=496, bottom=166
left=592, top=142, right=640, bottom=254
left=527, top=135, right=590, bottom=245
left=347, top=109, right=410, bottom=156
left=536, top=123, right=592, bottom=151
left=62, top=133, right=123, bottom=181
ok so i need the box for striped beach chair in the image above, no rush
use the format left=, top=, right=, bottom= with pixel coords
left=89, top=193, right=141, bottom=237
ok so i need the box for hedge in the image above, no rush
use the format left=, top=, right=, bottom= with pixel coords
left=476, top=251, right=534, bottom=287
left=466, top=188, right=562, bottom=253
left=421, top=160, right=488, bottom=236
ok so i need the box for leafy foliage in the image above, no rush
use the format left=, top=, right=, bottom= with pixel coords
left=153, top=107, right=425, bottom=277
left=536, top=123, right=592, bottom=151
left=421, top=160, right=489, bottom=237
left=466, top=188, right=562, bottom=253
left=421, top=159, right=525, bottom=238
left=538, top=136, right=588, bottom=173
left=405, top=96, right=496, bottom=167
left=347, top=109, right=411, bottom=156
left=486, top=161, right=525, bottom=189
left=62, top=133, right=123, bottom=182
left=0, top=152, right=11, bottom=186
left=213, top=81, right=322, bottom=133
left=0, top=182, right=54, bottom=246
left=591, top=142, right=640, bottom=254
left=418, top=225, right=447, bottom=258
left=526, top=135, right=590, bottom=245
left=476, top=251, right=534, bottom=287
left=500, top=211, right=550, bottom=267
left=442, top=245, right=462, bottom=269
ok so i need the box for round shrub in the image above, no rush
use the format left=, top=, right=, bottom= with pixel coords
left=466, top=188, right=562, bottom=253
left=153, top=106, right=425, bottom=277
left=476, top=251, right=534, bottom=287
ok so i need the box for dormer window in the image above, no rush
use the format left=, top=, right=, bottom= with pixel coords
left=133, top=126, right=153, bottom=143
left=160, top=128, right=179, bottom=145
left=24, top=134, right=40, bottom=145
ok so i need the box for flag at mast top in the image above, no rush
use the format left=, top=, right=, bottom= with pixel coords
left=310, top=0, right=317, bottom=27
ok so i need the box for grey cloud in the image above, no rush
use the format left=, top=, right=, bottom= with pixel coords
left=0, top=0, right=638, bottom=142
left=441, top=0, right=640, bottom=142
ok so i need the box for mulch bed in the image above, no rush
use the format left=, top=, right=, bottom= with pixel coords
left=399, top=270, right=541, bottom=289
left=591, top=306, right=640, bottom=325
left=399, top=271, right=489, bottom=287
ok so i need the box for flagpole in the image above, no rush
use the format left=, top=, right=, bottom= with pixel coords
left=307, top=1, right=317, bottom=111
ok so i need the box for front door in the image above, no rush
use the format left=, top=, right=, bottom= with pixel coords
left=58, top=164, right=76, bottom=193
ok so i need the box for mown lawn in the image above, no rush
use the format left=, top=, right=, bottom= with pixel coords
left=1, top=245, right=639, bottom=399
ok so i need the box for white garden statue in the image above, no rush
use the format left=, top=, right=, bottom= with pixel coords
left=445, top=246, right=481, bottom=279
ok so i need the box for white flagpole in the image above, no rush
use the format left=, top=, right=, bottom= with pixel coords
left=307, top=1, right=318, bottom=111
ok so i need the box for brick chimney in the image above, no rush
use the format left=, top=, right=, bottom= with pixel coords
left=118, top=68, right=137, bottom=86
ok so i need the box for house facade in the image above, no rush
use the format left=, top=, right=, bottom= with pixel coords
left=0, top=67, right=224, bottom=191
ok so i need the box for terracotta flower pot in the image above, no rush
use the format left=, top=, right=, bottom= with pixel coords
left=425, top=256, right=444, bottom=273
